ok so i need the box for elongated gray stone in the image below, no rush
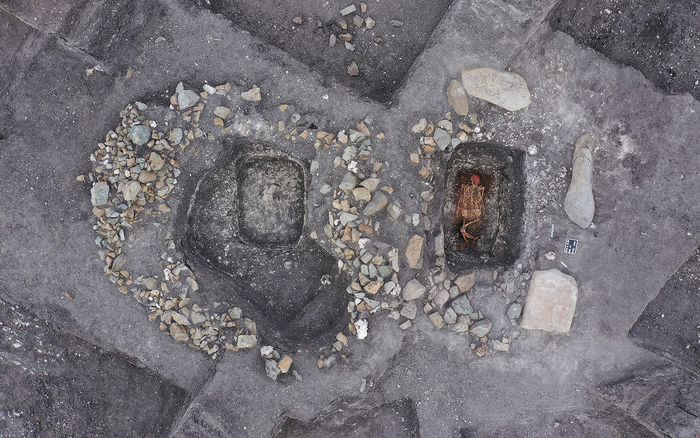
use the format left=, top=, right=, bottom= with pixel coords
left=265, top=359, right=280, bottom=380
left=461, top=68, right=531, bottom=111
left=470, top=319, right=492, bottom=337
left=339, top=4, right=356, bottom=15
left=446, top=79, right=469, bottom=116
left=564, top=133, right=595, bottom=228
left=362, top=192, right=388, bottom=216
left=339, top=212, right=358, bottom=225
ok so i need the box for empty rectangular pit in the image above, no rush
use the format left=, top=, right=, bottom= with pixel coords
left=442, top=142, right=526, bottom=269
left=238, top=156, right=306, bottom=246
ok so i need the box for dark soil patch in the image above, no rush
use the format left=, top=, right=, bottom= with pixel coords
left=191, top=0, right=455, bottom=102
left=550, top=0, right=700, bottom=101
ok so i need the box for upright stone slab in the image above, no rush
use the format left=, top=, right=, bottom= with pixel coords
left=564, top=133, right=595, bottom=228
left=521, top=269, right=578, bottom=333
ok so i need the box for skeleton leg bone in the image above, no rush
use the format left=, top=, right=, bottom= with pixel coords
left=460, top=219, right=480, bottom=246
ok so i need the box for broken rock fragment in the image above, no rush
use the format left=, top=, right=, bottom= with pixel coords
left=405, top=235, right=424, bottom=269
left=339, top=4, right=356, bottom=16
left=402, top=279, right=426, bottom=301
left=362, top=192, right=388, bottom=216
left=446, top=79, right=469, bottom=115
left=520, top=269, right=578, bottom=333
left=433, top=128, right=451, bottom=151
left=461, top=67, right=531, bottom=111
left=241, top=86, right=261, bottom=101
left=429, top=312, right=445, bottom=329
left=564, top=133, right=595, bottom=228
left=454, top=272, right=475, bottom=293
left=91, top=181, right=109, bottom=206
left=470, top=318, right=492, bottom=337
left=400, top=301, right=417, bottom=319
left=177, top=89, right=200, bottom=110
left=213, top=106, right=231, bottom=119
left=347, top=61, right=359, bottom=76
left=121, top=180, right=141, bottom=202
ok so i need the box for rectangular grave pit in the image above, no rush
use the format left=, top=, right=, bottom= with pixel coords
left=443, top=142, right=526, bottom=270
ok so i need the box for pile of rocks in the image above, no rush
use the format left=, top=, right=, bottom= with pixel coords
left=88, top=84, right=264, bottom=360
left=305, top=120, right=401, bottom=342
left=88, top=81, right=404, bottom=374
left=260, top=345, right=301, bottom=381
left=315, top=331, right=351, bottom=371
left=408, top=115, right=490, bottom=184
left=398, top=108, right=529, bottom=357
left=87, top=72, right=542, bottom=373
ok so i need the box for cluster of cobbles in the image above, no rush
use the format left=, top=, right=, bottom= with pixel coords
left=89, top=89, right=259, bottom=361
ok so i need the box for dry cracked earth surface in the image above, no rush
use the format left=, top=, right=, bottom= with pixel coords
left=1, top=0, right=700, bottom=437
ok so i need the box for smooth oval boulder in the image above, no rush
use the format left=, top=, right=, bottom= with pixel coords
left=564, top=133, right=595, bottom=228
left=461, top=68, right=531, bottom=111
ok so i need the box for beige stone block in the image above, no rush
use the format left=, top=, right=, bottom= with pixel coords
left=521, top=269, right=578, bottom=333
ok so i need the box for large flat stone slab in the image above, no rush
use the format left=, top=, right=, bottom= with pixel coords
left=521, top=269, right=578, bottom=333
left=461, top=67, right=531, bottom=111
